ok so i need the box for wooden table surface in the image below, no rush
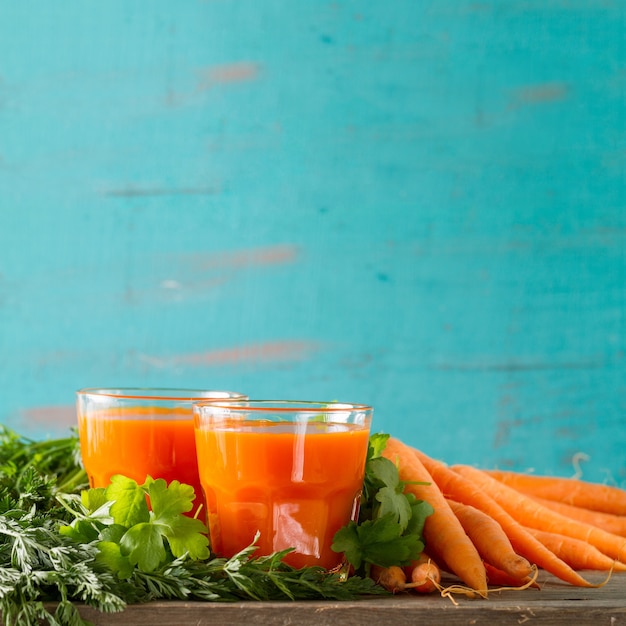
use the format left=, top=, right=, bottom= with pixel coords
left=75, top=571, right=626, bottom=625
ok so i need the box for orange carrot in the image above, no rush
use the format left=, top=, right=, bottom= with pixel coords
left=484, top=469, right=626, bottom=516
left=408, top=556, right=441, bottom=594
left=410, top=448, right=596, bottom=587
left=453, top=464, right=626, bottom=565
left=485, top=562, right=541, bottom=589
left=525, top=527, right=626, bottom=572
left=382, top=438, right=488, bottom=594
left=483, top=562, right=540, bottom=589
left=402, top=550, right=439, bottom=574
left=370, top=564, right=408, bottom=594
left=529, top=496, right=626, bottom=538
left=447, top=499, right=532, bottom=579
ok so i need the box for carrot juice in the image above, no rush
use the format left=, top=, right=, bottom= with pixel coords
left=78, top=407, right=203, bottom=507
left=193, top=401, right=373, bottom=570
left=76, top=388, right=246, bottom=518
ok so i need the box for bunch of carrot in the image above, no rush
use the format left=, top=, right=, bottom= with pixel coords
left=376, top=436, right=626, bottom=597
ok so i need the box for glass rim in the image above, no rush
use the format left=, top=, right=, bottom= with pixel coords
left=193, top=399, right=373, bottom=413
left=76, top=387, right=247, bottom=402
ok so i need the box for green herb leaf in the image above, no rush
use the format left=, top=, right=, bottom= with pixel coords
left=59, top=517, right=100, bottom=543
left=101, top=523, right=127, bottom=543
left=81, top=486, right=108, bottom=511
left=96, top=540, right=135, bottom=579
left=367, top=455, right=400, bottom=489
left=332, top=513, right=424, bottom=569
left=147, top=476, right=196, bottom=517
left=107, top=475, right=151, bottom=526
left=331, top=523, right=365, bottom=569
left=405, top=496, right=434, bottom=538
left=374, top=485, right=412, bottom=530
left=367, top=433, right=390, bottom=458
left=121, top=522, right=168, bottom=571
left=157, top=513, right=211, bottom=560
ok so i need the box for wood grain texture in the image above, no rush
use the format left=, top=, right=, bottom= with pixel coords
left=0, top=1, right=624, bottom=482
left=71, top=572, right=626, bottom=625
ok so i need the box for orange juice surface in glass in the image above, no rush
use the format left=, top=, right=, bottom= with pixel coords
left=78, top=407, right=204, bottom=515
left=195, top=421, right=369, bottom=569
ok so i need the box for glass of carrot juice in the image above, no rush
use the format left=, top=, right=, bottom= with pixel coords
left=76, top=388, right=247, bottom=517
left=193, top=400, right=373, bottom=570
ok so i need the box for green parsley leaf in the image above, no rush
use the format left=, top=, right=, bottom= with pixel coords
left=107, top=475, right=151, bottom=526
left=59, top=517, right=100, bottom=543
left=405, top=497, right=434, bottom=538
left=158, top=513, right=211, bottom=560
left=368, top=455, right=400, bottom=490
left=96, top=540, right=135, bottom=579
left=81, top=486, right=108, bottom=511
left=147, top=476, right=196, bottom=517
left=101, top=523, right=127, bottom=543
left=367, top=433, right=390, bottom=459
left=121, top=522, right=168, bottom=571
left=331, top=524, right=365, bottom=569
left=332, top=513, right=425, bottom=570
left=374, top=485, right=412, bottom=530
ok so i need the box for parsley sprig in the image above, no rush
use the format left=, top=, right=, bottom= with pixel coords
left=59, top=475, right=211, bottom=577
left=332, top=433, right=434, bottom=576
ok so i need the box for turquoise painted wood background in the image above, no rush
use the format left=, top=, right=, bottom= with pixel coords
left=1, top=1, right=624, bottom=484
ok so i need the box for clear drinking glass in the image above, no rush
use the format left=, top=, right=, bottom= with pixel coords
left=193, top=400, right=373, bottom=570
left=76, top=388, right=247, bottom=516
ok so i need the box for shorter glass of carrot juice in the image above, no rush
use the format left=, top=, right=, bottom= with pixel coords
left=76, top=388, right=247, bottom=517
left=193, top=400, right=373, bottom=571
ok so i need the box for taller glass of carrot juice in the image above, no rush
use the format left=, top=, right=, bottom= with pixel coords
left=76, top=388, right=247, bottom=518
left=193, top=400, right=373, bottom=572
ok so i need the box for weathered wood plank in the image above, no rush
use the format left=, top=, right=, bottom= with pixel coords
left=74, top=572, right=626, bottom=625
